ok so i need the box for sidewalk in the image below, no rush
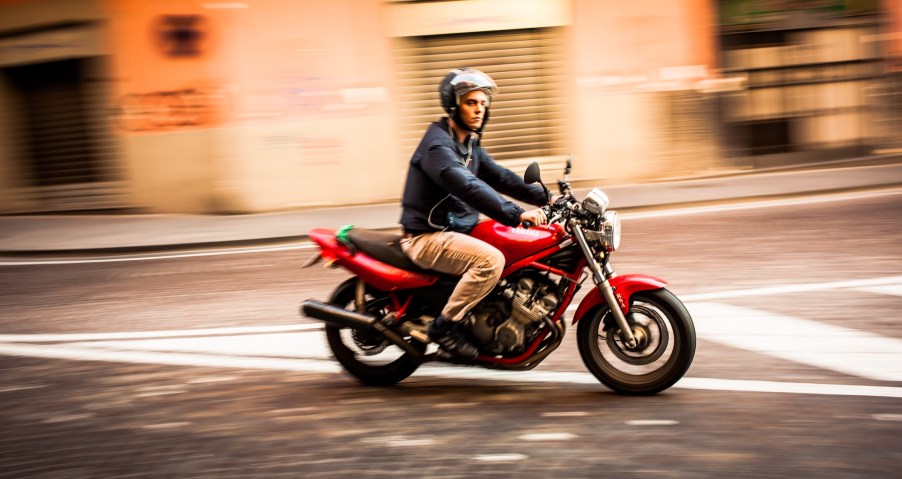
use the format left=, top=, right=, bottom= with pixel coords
left=1, top=157, right=900, bottom=255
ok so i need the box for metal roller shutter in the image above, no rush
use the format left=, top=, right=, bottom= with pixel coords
left=394, top=28, right=569, bottom=175
left=6, top=57, right=126, bottom=212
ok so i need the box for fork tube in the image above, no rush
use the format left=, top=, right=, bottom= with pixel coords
left=571, top=222, right=637, bottom=348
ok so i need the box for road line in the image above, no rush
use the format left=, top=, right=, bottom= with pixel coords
left=542, top=412, right=589, bottom=417
left=680, top=275, right=902, bottom=302
left=0, top=243, right=318, bottom=266
left=520, top=433, right=576, bottom=441
left=0, top=323, right=324, bottom=343
left=852, top=284, right=902, bottom=298
left=66, top=331, right=331, bottom=360
left=3, top=188, right=899, bottom=266
left=626, top=420, right=679, bottom=426
left=624, top=187, right=902, bottom=220
left=474, top=454, right=528, bottom=462
left=689, top=302, right=902, bottom=382
left=560, top=275, right=902, bottom=313
left=1, top=342, right=900, bottom=398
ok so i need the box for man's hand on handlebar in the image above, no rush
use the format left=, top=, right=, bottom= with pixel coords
left=520, top=208, right=548, bottom=228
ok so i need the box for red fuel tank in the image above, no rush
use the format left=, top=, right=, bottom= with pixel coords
left=470, top=221, right=568, bottom=264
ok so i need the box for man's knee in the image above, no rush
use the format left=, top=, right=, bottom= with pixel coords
left=478, top=247, right=505, bottom=280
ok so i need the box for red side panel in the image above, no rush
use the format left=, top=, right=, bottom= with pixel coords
left=470, top=221, right=568, bottom=264
left=572, top=274, right=668, bottom=323
left=308, top=228, right=439, bottom=291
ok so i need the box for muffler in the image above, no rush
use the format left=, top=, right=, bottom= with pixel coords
left=300, top=300, right=423, bottom=358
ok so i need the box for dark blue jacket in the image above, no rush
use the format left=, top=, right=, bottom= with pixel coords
left=400, top=117, right=548, bottom=235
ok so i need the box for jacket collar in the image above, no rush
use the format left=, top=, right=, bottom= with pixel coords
left=438, top=117, right=476, bottom=157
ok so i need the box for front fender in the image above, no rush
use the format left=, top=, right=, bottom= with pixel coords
left=572, top=274, right=668, bottom=324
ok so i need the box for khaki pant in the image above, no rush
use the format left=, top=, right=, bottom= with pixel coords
left=400, top=231, right=505, bottom=322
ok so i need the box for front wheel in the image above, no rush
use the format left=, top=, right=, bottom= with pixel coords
left=324, top=278, right=426, bottom=386
left=577, top=289, right=696, bottom=395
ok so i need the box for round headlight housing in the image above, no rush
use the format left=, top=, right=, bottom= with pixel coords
left=582, top=188, right=609, bottom=215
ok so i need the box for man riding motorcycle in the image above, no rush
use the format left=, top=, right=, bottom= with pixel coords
left=399, top=67, right=550, bottom=358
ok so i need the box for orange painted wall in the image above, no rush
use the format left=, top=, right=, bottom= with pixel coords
left=105, top=0, right=394, bottom=131
left=570, top=0, right=716, bottom=77
left=888, top=0, right=902, bottom=67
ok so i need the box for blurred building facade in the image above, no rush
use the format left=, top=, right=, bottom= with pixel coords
left=0, top=0, right=897, bottom=214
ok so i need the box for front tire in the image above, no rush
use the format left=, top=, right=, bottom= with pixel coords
left=577, top=288, right=696, bottom=395
left=325, top=279, right=425, bottom=386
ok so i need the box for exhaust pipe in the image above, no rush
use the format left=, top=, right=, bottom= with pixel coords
left=300, top=299, right=423, bottom=358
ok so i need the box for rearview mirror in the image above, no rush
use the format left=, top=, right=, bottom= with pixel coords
left=524, top=162, right=542, bottom=185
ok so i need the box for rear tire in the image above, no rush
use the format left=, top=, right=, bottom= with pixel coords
left=325, top=278, right=425, bottom=386
left=577, top=288, right=696, bottom=395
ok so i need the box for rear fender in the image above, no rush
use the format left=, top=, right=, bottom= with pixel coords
left=308, top=228, right=439, bottom=291
left=572, top=274, right=668, bottom=325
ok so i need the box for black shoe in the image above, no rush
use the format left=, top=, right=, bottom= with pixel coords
left=427, top=316, right=479, bottom=359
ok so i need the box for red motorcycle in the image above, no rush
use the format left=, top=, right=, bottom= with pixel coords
left=300, top=160, right=696, bottom=394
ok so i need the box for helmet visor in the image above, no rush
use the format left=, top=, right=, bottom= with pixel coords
left=450, top=71, right=497, bottom=102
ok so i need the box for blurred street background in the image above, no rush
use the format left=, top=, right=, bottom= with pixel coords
left=1, top=1, right=901, bottom=478
left=0, top=0, right=900, bottom=214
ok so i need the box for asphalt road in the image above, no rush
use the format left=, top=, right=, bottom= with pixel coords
left=1, top=190, right=900, bottom=478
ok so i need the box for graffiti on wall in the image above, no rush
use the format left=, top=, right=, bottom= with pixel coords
left=111, top=88, right=228, bottom=132
left=154, top=15, right=207, bottom=57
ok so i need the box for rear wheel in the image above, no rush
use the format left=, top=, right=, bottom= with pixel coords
left=577, top=289, right=696, bottom=395
left=325, top=279, right=425, bottom=386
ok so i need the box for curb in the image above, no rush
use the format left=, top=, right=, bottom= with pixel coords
left=4, top=183, right=900, bottom=257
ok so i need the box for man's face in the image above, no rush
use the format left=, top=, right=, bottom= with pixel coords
left=457, top=90, right=489, bottom=131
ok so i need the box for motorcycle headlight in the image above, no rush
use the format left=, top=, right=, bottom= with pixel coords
left=603, top=211, right=621, bottom=251
left=582, top=188, right=609, bottom=214
left=585, top=211, right=621, bottom=252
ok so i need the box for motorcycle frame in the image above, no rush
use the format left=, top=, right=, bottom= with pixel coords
left=309, top=225, right=668, bottom=368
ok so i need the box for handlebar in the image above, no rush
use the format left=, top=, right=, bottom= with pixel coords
left=520, top=204, right=556, bottom=229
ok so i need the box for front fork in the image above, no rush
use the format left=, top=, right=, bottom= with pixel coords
left=571, top=222, right=638, bottom=348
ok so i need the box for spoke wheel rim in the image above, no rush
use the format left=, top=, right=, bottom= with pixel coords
left=606, top=305, right=669, bottom=366
left=593, top=300, right=677, bottom=378
left=335, top=295, right=404, bottom=366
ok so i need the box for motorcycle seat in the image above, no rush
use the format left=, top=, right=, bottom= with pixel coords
left=346, top=229, right=429, bottom=274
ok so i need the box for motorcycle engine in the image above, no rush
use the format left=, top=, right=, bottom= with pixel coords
left=468, top=273, right=560, bottom=355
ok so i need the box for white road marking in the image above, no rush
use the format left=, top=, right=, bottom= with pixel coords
left=625, top=420, right=679, bottom=426
left=0, top=323, right=324, bottom=343
left=42, top=414, right=94, bottom=423
left=852, top=284, right=902, bottom=298
left=188, top=376, right=239, bottom=384
left=474, top=454, right=528, bottom=462
left=363, top=436, right=436, bottom=447
left=0, top=341, right=901, bottom=398
left=562, top=275, right=902, bottom=315
left=541, top=412, right=589, bottom=417
left=2, top=188, right=899, bottom=267
left=68, top=331, right=330, bottom=360
left=519, top=433, right=577, bottom=441
left=0, top=243, right=318, bottom=266
left=680, top=276, right=902, bottom=302
left=2, top=278, right=902, bottom=398
left=0, top=385, right=45, bottom=393
left=689, top=302, right=902, bottom=382
left=625, top=187, right=902, bottom=220
left=675, top=378, right=902, bottom=398
left=873, top=414, right=902, bottom=421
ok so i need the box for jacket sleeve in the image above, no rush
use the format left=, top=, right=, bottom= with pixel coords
left=420, top=144, right=525, bottom=226
left=477, top=151, right=549, bottom=207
